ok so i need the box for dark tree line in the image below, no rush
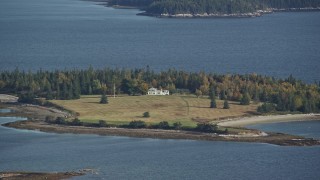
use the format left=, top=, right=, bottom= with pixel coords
left=0, top=67, right=320, bottom=113
left=108, top=0, right=154, bottom=7
left=107, top=0, right=320, bottom=15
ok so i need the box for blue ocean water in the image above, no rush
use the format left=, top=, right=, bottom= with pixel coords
left=1, top=1, right=320, bottom=178
left=248, top=120, right=320, bottom=139
left=0, top=117, right=320, bottom=180
left=0, top=0, right=319, bottom=83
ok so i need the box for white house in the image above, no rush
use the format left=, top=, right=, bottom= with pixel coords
left=147, top=88, right=169, bottom=95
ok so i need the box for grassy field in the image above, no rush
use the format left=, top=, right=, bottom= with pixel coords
left=50, top=95, right=259, bottom=127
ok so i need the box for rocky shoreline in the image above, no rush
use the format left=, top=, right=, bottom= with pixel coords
left=137, top=10, right=268, bottom=18
left=86, top=0, right=320, bottom=18
left=0, top=171, right=85, bottom=180
left=1, top=103, right=320, bottom=146
left=3, top=119, right=320, bottom=146
left=138, top=7, right=320, bottom=18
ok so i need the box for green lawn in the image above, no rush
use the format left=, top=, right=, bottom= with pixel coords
left=51, top=95, right=259, bottom=127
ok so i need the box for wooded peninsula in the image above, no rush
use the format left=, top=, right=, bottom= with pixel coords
left=1, top=67, right=319, bottom=114
left=1, top=67, right=320, bottom=146
left=104, top=0, right=320, bottom=17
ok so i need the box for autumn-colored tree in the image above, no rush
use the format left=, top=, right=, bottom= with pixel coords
left=195, top=89, right=202, bottom=98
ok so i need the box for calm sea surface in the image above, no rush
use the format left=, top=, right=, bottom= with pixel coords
left=1, top=116, right=320, bottom=179
left=1, top=1, right=320, bottom=178
left=0, top=0, right=320, bottom=82
left=248, top=120, right=320, bottom=139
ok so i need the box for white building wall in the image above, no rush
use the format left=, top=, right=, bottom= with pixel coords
left=147, top=88, right=169, bottom=95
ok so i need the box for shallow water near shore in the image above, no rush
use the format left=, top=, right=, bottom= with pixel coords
left=0, top=109, right=11, bottom=113
left=247, top=120, right=320, bottom=139
left=0, top=0, right=320, bottom=82
left=1, top=0, right=320, bottom=178
left=1, top=117, right=320, bottom=179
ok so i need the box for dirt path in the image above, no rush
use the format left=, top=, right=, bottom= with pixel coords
left=180, top=96, right=190, bottom=115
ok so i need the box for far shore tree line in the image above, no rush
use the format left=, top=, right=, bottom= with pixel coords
left=107, top=0, right=320, bottom=15
left=0, top=67, right=320, bottom=113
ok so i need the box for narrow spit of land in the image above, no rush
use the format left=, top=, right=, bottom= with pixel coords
left=1, top=102, right=320, bottom=146
left=4, top=119, right=319, bottom=146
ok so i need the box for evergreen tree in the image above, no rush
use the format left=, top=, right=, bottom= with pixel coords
left=196, top=123, right=218, bottom=133
left=276, top=92, right=287, bottom=111
left=67, top=84, right=73, bottom=100
left=71, top=118, right=82, bottom=126
left=240, top=93, right=251, bottom=105
left=62, top=82, right=68, bottom=100
left=158, top=121, right=170, bottom=129
left=44, top=81, right=53, bottom=100
left=173, top=122, right=182, bottom=130
left=55, top=117, right=66, bottom=124
left=210, top=100, right=217, bottom=108
left=209, top=87, right=215, bottom=100
left=88, top=85, right=93, bottom=95
left=302, top=100, right=311, bottom=113
left=56, top=83, right=61, bottom=100
left=260, top=89, right=268, bottom=102
left=100, top=93, right=108, bottom=104
left=46, top=85, right=54, bottom=100
left=143, top=111, right=150, bottom=118
left=220, top=90, right=226, bottom=100
left=98, top=120, right=108, bottom=127
left=223, top=100, right=230, bottom=109
left=210, top=89, right=217, bottom=108
left=257, top=103, right=276, bottom=113
left=289, top=93, right=296, bottom=111
left=73, top=78, right=81, bottom=99
left=253, top=88, right=260, bottom=102
left=18, top=92, right=35, bottom=103
left=128, top=120, right=146, bottom=129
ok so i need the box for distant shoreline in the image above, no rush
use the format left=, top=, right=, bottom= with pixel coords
left=0, top=171, right=85, bottom=180
left=138, top=7, right=320, bottom=18
left=95, top=1, right=320, bottom=18
left=1, top=103, right=320, bottom=146
left=86, top=0, right=320, bottom=18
